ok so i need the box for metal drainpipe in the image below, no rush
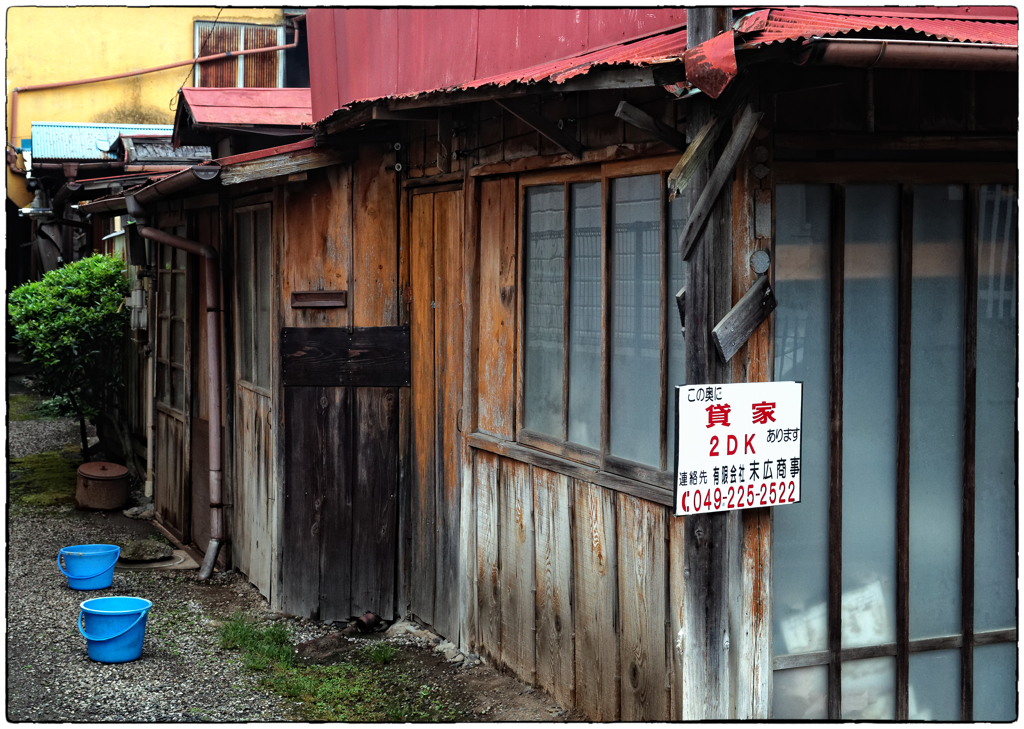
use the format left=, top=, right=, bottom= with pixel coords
left=7, top=18, right=302, bottom=175
left=129, top=199, right=224, bottom=580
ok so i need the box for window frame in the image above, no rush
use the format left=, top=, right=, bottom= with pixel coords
left=155, top=227, right=189, bottom=418
left=233, top=201, right=273, bottom=396
left=515, top=155, right=681, bottom=498
left=769, top=162, right=1018, bottom=721
left=193, top=20, right=286, bottom=89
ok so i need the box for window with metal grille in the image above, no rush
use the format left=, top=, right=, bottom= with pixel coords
left=194, top=21, right=285, bottom=88
left=771, top=176, right=1017, bottom=721
left=520, top=161, right=688, bottom=493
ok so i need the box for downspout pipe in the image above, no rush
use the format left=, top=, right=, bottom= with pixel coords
left=8, top=18, right=302, bottom=175
left=129, top=198, right=224, bottom=580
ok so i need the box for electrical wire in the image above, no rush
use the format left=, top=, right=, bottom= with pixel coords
left=169, top=7, right=223, bottom=111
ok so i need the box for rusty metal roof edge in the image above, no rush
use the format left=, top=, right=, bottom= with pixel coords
left=314, top=24, right=692, bottom=130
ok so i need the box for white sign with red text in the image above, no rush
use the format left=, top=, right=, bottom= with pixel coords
left=674, top=381, right=803, bottom=517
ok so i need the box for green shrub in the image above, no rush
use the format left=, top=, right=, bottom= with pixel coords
left=8, top=255, right=130, bottom=455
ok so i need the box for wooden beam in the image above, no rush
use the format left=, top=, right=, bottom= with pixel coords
left=495, top=98, right=586, bottom=159
left=385, top=67, right=658, bottom=113
left=711, top=274, right=777, bottom=362
left=675, top=286, right=686, bottom=333
left=614, top=100, right=688, bottom=151
left=679, top=105, right=763, bottom=262
left=668, top=71, right=758, bottom=199
left=667, top=113, right=725, bottom=197
left=437, top=108, right=453, bottom=174
left=680, top=7, right=737, bottom=722
left=774, top=132, right=1017, bottom=152
left=371, top=106, right=437, bottom=122
left=220, top=146, right=356, bottom=186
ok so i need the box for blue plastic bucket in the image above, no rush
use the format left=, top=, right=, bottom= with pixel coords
left=58, top=544, right=120, bottom=590
left=78, top=596, right=152, bottom=663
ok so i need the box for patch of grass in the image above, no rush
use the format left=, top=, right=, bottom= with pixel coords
left=364, top=642, right=397, bottom=665
left=219, top=613, right=294, bottom=671
left=8, top=450, right=79, bottom=507
left=217, top=612, right=463, bottom=722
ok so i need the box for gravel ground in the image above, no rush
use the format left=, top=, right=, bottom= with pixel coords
left=6, top=506, right=336, bottom=722
left=7, top=416, right=95, bottom=459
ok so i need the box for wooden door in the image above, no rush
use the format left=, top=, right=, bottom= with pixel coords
left=154, top=234, right=191, bottom=543
left=232, top=203, right=275, bottom=594
left=279, top=327, right=409, bottom=621
left=409, top=187, right=465, bottom=640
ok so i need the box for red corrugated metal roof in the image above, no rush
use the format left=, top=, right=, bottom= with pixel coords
left=334, top=25, right=688, bottom=110
left=309, top=7, right=1016, bottom=126
left=736, top=8, right=1017, bottom=46
left=181, top=87, right=312, bottom=127
left=463, top=25, right=688, bottom=90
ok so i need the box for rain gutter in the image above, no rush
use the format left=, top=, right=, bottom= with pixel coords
left=799, top=37, right=1018, bottom=71
left=77, top=165, right=221, bottom=214
left=8, top=18, right=301, bottom=175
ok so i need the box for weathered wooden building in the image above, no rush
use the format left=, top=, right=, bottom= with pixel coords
left=79, top=6, right=1018, bottom=721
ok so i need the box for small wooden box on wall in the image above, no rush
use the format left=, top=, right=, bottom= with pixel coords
left=290, top=291, right=347, bottom=308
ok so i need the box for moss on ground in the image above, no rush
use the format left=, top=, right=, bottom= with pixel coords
left=8, top=449, right=80, bottom=507
left=8, top=394, right=42, bottom=421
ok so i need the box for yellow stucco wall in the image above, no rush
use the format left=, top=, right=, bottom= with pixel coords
left=6, top=7, right=284, bottom=206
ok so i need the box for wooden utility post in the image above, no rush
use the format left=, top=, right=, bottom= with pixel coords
left=680, top=6, right=744, bottom=720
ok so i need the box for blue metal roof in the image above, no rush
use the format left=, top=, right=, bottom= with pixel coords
left=30, top=122, right=174, bottom=160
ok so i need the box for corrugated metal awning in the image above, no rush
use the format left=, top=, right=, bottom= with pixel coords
left=31, top=122, right=174, bottom=160
left=180, top=87, right=312, bottom=127
left=735, top=7, right=1018, bottom=47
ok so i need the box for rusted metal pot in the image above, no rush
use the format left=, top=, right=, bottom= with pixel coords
left=76, top=462, right=130, bottom=511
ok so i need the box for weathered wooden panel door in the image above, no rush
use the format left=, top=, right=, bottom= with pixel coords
left=232, top=203, right=275, bottom=595
left=409, top=187, right=464, bottom=639
left=154, top=235, right=191, bottom=543
left=279, top=327, right=409, bottom=621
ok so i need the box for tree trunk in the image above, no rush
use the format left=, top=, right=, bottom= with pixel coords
left=68, top=392, right=90, bottom=463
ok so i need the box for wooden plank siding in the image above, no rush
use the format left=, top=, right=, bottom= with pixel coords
left=499, top=459, right=535, bottom=681
left=232, top=386, right=274, bottom=595
left=532, top=468, right=574, bottom=709
left=476, top=177, right=517, bottom=438
left=434, top=189, right=465, bottom=641
left=281, top=165, right=353, bottom=330
left=616, top=493, right=669, bottom=721
left=410, top=191, right=438, bottom=627
left=475, top=450, right=502, bottom=661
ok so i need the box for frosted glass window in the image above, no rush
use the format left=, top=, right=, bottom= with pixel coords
left=842, top=657, right=895, bottom=720
left=909, top=185, right=964, bottom=639
left=609, top=175, right=662, bottom=466
left=841, top=185, right=899, bottom=650
left=254, top=207, right=273, bottom=389
left=523, top=185, right=565, bottom=438
left=236, top=211, right=254, bottom=383
left=908, top=649, right=959, bottom=721
left=773, top=665, right=828, bottom=720
left=973, top=643, right=1018, bottom=721
left=666, top=193, right=687, bottom=457
left=974, top=184, right=1017, bottom=632
left=773, top=184, right=831, bottom=656
left=568, top=182, right=602, bottom=449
